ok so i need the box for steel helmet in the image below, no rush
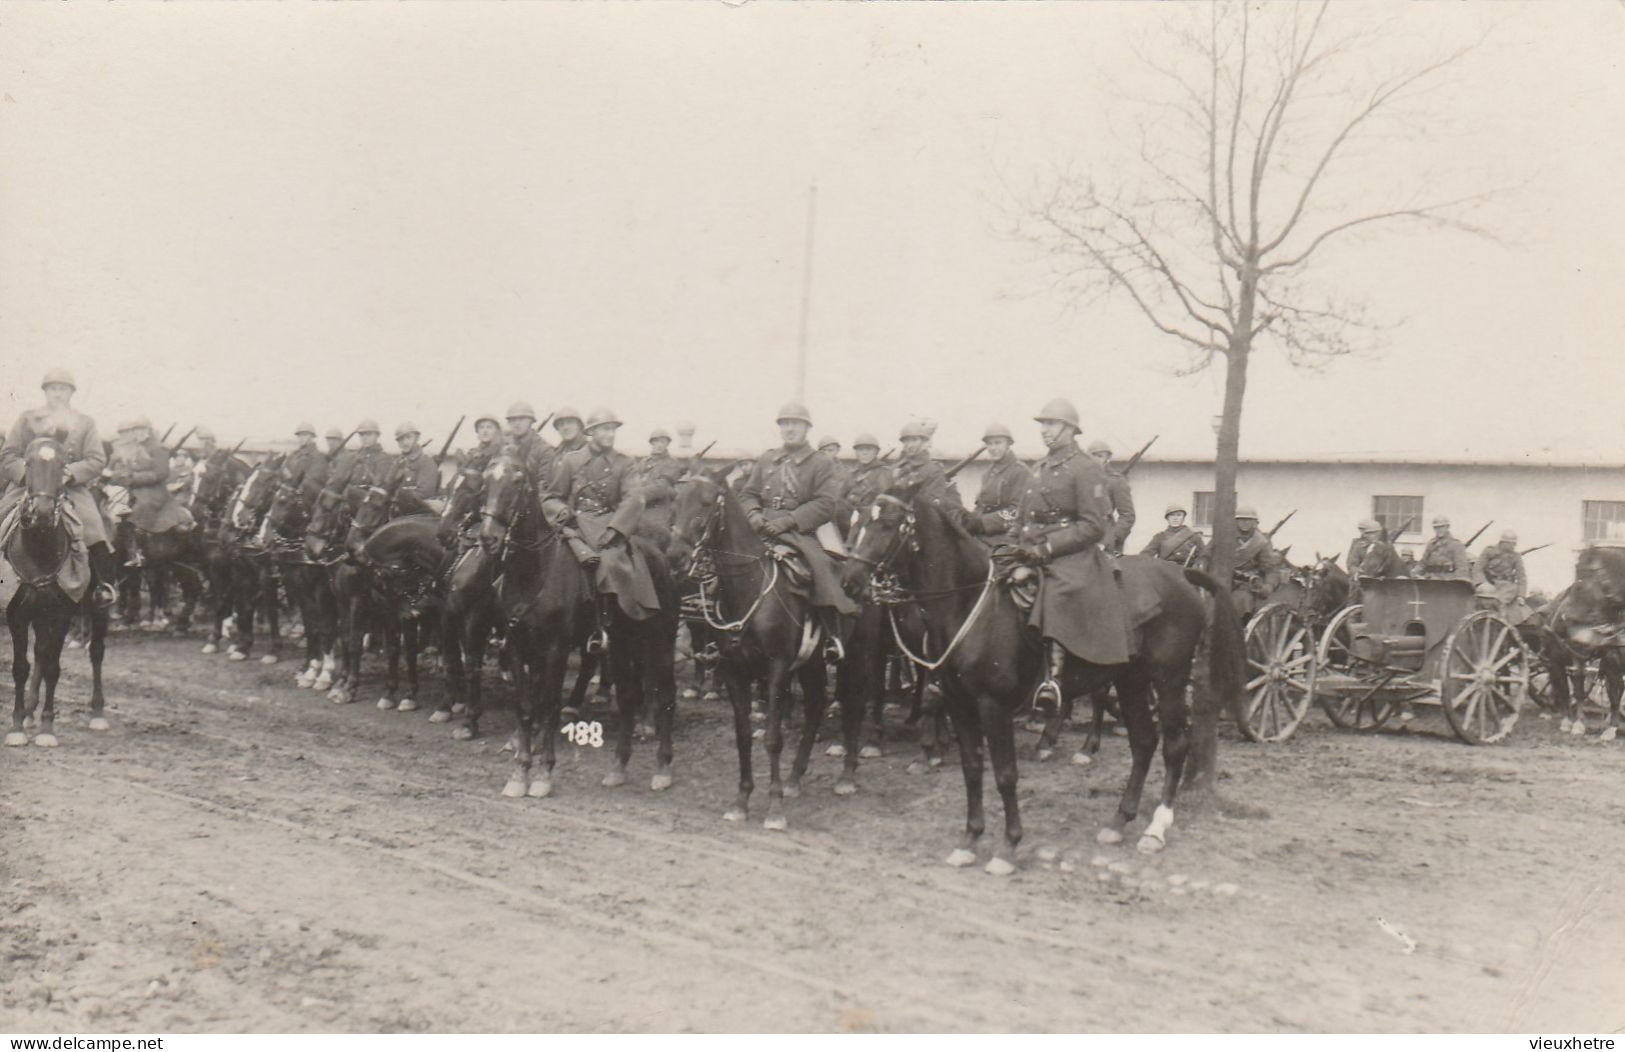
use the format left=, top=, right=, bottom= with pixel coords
left=325, top=427, right=344, bottom=441
left=899, top=420, right=931, bottom=441
left=394, top=422, right=420, bottom=439
left=816, top=435, right=840, bottom=451
left=473, top=412, right=501, bottom=429
left=193, top=427, right=215, bottom=442
left=1235, top=505, right=1259, bottom=521
left=356, top=418, right=381, bottom=434
left=1086, top=439, right=1112, bottom=456
left=1164, top=502, right=1187, bottom=516
left=982, top=422, right=1014, bottom=443
left=1431, top=514, right=1450, bottom=527
left=554, top=406, right=583, bottom=427
left=40, top=368, right=77, bottom=391
left=585, top=407, right=622, bottom=430
left=775, top=401, right=813, bottom=426
left=852, top=432, right=880, bottom=450
left=1033, top=398, right=1081, bottom=429
left=1500, top=528, right=1518, bottom=543
left=116, top=418, right=140, bottom=434
left=132, top=416, right=153, bottom=432
left=1358, top=518, right=1381, bottom=533
left=649, top=426, right=672, bottom=442
left=294, top=422, right=316, bottom=436
left=506, top=401, right=537, bottom=421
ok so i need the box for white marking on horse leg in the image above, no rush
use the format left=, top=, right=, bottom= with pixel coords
left=1097, top=827, right=1124, bottom=845
left=1137, top=804, right=1173, bottom=854
left=945, top=847, right=976, bottom=867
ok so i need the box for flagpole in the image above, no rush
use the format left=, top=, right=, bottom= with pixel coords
left=794, top=183, right=817, bottom=404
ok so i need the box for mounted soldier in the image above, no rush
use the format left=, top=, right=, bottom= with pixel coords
left=1009, top=397, right=1133, bottom=715
left=1141, top=502, right=1205, bottom=566
left=739, top=401, right=859, bottom=659
left=891, top=419, right=961, bottom=505
left=191, top=428, right=219, bottom=463
left=1347, top=519, right=1382, bottom=577
left=503, top=402, right=553, bottom=488
left=538, top=406, right=587, bottom=485
left=1231, top=505, right=1284, bottom=619
left=965, top=422, right=1030, bottom=544
left=1417, top=514, right=1472, bottom=581
left=541, top=407, right=662, bottom=652
left=840, top=433, right=893, bottom=535
left=110, top=417, right=196, bottom=566
left=0, top=369, right=117, bottom=607
left=323, top=427, right=346, bottom=459
left=324, top=419, right=391, bottom=499
left=1086, top=438, right=1136, bottom=555
left=390, top=422, right=442, bottom=511
left=634, top=426, right=686, bottom=549
left=817, top=435, right=853, bottom=529
left=462, top=412, right=506, bottom=474
left=1475, top=529, right=1530, bottom=624
left=284, top=423, right=329, bottom=492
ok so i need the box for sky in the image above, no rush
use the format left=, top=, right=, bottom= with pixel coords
left=2, top=2, right=1622, bottom=463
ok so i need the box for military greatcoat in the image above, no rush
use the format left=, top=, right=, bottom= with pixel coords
left=740, top=444, right=858, bottom=617
left=542, top=445, right=660, bottom=620
left=112, top=437, right=194, bottom=533
left=0, top=405, right=109, bottom=547
left=969, top=455, right=1032, bottom=541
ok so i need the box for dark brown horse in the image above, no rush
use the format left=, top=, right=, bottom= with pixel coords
left=188, top=451, right=252, bottom=650
left=435, top=459, right=502, bottom=739
left=264, top=472, right=341, bottom=693
left=843, top=486, right=1246, bottom=873
left=1542, top=546, right=1625, bottom=740
left=218, top=455, right=286, bottom=663
left=480, top=452, right=679, bottom=798
left=669, top=468, right=863, bottom=829
left=4, top=438, right=110, bottom=748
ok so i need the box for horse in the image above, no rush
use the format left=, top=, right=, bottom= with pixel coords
left=188, top=451, right=251, bottom=650
left=264, top=473, right=341, bottom=693
left=481, top=452, right=678, bottom=798
left=306, top=481, right=369, bottom=703
left=669, top=467, right=863, bottom=829
left=434, top=458, right=503, bottom=738
left=217, top=455, right=286, bottom=663
left=842, top=484, right=1247, bottom=873
left=1543, top=546, right=1625, bottom=740
left=4, top=438, right=111, bottom=747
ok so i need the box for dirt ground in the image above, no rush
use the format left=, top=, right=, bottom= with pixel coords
left=3, top=626, right=1622, bottom=1034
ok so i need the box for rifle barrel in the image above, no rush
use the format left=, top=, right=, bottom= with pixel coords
left=1121, top=434, right=1159, bottom=475
left=944, top=446, right=987, bottom=479
left=1463, top=520, right=1494, bottom=549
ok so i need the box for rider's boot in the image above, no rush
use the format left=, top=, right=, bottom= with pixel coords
left=1032, top=641, right=1064, bottom=719
left=586, top=594, right=613, bottom=655
left=89, top=542, right=119, bottom=609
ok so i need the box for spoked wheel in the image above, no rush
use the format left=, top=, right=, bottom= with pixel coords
left=1317, top=605, right=1399, bottom=731
left=1440, top=610, right=1529, bottom=745
left=1239, top=602, right=1317, bottom=742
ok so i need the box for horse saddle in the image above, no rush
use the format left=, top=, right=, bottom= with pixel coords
left=768, top=543, right=813, bottom=590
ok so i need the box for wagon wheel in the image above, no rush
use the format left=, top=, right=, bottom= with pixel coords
left=1317, top=604, right=1399, bottom=731
left=1440, top=610, right=1529, bottom=745
left=1239, top=602, right=1316, bottom=742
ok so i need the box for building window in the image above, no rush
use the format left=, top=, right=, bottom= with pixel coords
left=1192, top=491, right=1214, bottom=529
left=1373, top=496, right=1423, bottom=538
left=1583, top=500, right=1625, bottom=542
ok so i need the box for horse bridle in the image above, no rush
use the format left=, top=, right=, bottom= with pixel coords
left=844, top=494, right=918, bottom=576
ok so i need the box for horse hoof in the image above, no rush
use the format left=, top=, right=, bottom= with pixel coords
left=833, top=779, right=857, bottom=797
left=752, top=728, right=765, bottom=740
left=331, top=690, right=354, bottom=705
left=1600, top=727, right=1618, bottom=742
left=782, top=784, right=801, bottom=800
left=636, top=722, right=656, bottom=739
left=1558, top=718, right=1572, bottom=733
left=984, top=856, right=1016, bottom=877
left=4, top=732, right=27, bottom=747
left=260, top=654, right=278, bottom=665
left=376, top=697, right=395, bottom=711
left=1569, top=721, right=1587, bottom=737
left=450, top=702, right=466, bottom=715
left=397, top=698, right=418, bottom=713
left=428, top=709, right=451, bottom=724
left=527, top=778, right=553, bottom=798
left=501, top=778, right=527, bottom=798
left=1137, top=834, right=1166, bottom=855
left=602, top=770, right=627, bottom=788
left=295, top=674, right=315, bottom=688
left=928, top=756, right=943, bottom=768
left=750, top=710, right=765, bottom=724
left=723, top=809, right=746, bottom=823
left=501, top=735, right=517, bottom=754
left=34, top=734, right=59, bottom=748
left=651, top=771, right=673, bottom=792
left=1097, top=828, right=1124, bottom=845
left=228, top=651, right=247, bottom=662
left=906, top=761, right=926, bottom=775
left=681, top=688, right=699, bottom=700
left=826, top=743, right=846, bottom=758
left=313, top=675, right=333, bottom=691
left=1036, top=747, right=1054, bottom=762
left=88, top=717, right=111, bottom=732
left=452, top=726, right=475, bottom=741
left=1071, top=752, right=1093, bottom=766
left=859, top=744, right=882, bottom=759
left=703, top=690, right=721, bottom=701
left=946, top=848, right=977, bottom=868
left=763, top=815, right=787, bottom=832
left=201, top=643, right=218, bottom=655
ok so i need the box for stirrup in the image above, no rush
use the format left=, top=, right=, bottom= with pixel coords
left=586, top=629, right=608, bottom=655
left=823, top=635, right=845, bottom=663
left=91, top=583, right=118, bottom=610
left=1032, top=678, right=1062, bottom=719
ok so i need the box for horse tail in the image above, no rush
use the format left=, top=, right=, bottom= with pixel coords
left=1181, top=567, right=1248, bottom=728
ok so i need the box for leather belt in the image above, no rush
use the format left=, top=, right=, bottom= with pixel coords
left=576, top=499, right=610, bottom=514
left=1028, top=513, right=1076, bottom=526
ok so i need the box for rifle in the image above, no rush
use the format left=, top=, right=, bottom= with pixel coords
left=944, top=446, right=987, bottom=480
left=687, top=439, right=717, bottom=464
left=1520, top=543, right=1550, bottom=557
left=167, top=427, right=197, bottom=455
left=1385, top=515, right=1415, bottom=543
left=435, top=416, right=466, bottom=463
left=159, top=422, right=178, bottom=444
left=1120, top=434, right=1159, bottom=476
left=1463, top=520, right=1494, bottom=549
left=225, top=437, right=247, bottom=464
left=335, top=428, right=360, bottom=453
left=880, top=447, right=897, bottom=462
left=1266, top=509, right=1297, bottom=539
left=534, top=412, right=555, bottom=433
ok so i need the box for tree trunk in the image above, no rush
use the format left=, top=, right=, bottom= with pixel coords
left=1183, top=270, right=1255, bottom=795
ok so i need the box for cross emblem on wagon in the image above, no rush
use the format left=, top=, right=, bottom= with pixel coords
left=1407, top=590, right=1425, bottom=619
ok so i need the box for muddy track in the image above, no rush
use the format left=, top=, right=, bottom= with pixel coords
left=4, top=632, right=1622, bottom=1032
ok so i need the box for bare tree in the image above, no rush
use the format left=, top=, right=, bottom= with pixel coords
left=1016, top=1, right=1493, bottom=791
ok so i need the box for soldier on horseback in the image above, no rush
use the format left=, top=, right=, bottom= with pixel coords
left=462, top=412, right=506, bottom=473
left=739, top=401, right=859, bottom=660
left=840, top=433, right=893, bottom=536
left=325, top=419, right=391, bottom=497
left=0, top=369, right=118, bottom=607
left=285, top=423, right=329, bottom=492
left=390, top=422, right=442, bottom=510
left=965, top=422, right=1030, bottom=544
left=503, top=402, right=552, bottom=487
left=1141, top=502, right=1206, bottom=566
left=540, top=407, right=587, bottom=482
left=541, top=408, right=662, bottom=653
left=1418, top=514, right=1472, bottom=581
left=1009, top=398, right=1134, bottom=717
left=110, top=417, right=196, bottom=568
left=1231, top=506, right=1284, bottom=619
left=891, top=420, right=959, bottom=504
left=1475, top=529, right=1531, bottom=624
left=323, top=427, right=346, bottom=459
left=634, top=426, right=685, bottom=549
left=1086, top=438, right=1136, bottom=556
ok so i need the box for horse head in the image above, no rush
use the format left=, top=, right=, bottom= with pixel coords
left=21, top=438, right=67, bottom=528
left=304, top=484, right=356, bottom=559
left=1304, top=553, right=1351, bottom=619
left=1567, top=544, right=1625, bottom=647
left=477, top=453, right=532, bottom=555
left=669, top=464, right=733, bottom=579
left=842, top=477, right=928, bottom=593
left=439, top=461, right=486, bottom=543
